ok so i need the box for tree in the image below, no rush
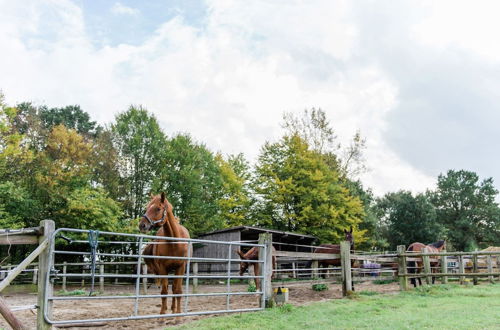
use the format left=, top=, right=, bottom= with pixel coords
left=376, top=191, right=444, bottom=249
left=431, top=170, right=500, bottom=251
left=39, top=105, right=100, bottom=138
left=216, top=153, right=253, bottom=228
left=282, top=108, right=367, bottom=178
left=153, top=134, right=224, bottom=236
left=112, top=106, right=167, bottom=219
left=252, top=134, right=365, bottom=243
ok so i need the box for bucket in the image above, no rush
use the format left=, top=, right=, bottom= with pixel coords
left=273, top=287, right=289, bottom=304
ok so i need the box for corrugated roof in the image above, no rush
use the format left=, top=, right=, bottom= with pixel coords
left=197, top=226, right=316, bottom=239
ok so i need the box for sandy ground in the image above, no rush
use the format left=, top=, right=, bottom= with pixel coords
left=1, top=281, right=399, bottom=329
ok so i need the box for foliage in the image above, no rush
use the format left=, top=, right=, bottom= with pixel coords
left=154, top=133, right=224, bottom=236
left=247, top=283, right=257, bottom=292
left=431, top=170, right=500, bottom=251
left=252, top=134, right=365, bottom=243
left=112, top=106, right=167, bottom=219
left=312, top=283, right=328, bottom=291
left=375, top=191, right=445, bottom=249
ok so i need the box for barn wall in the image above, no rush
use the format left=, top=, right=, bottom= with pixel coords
left=193, top=231, right=241, bottom=273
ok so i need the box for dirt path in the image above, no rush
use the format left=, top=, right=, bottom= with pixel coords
left=1, top=282, right=399, bottom=329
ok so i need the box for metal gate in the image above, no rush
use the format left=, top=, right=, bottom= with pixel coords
left=43, top=228, right=266, bottom=325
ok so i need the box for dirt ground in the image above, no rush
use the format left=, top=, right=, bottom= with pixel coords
left=1, top=281, right=399, bottom=329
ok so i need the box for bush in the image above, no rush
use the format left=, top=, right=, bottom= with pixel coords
left=312, top=284, right=328, bottom=291
left=247, top=283, right=257, bottom=292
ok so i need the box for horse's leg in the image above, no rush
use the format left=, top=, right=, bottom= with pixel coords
left=172, top=267, right=184, bottom=314
left=160, top=278, right=168, bottom=314
left=254, top=264, right=260, bottom=291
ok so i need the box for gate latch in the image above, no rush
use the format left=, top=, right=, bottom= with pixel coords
left=50, top=267, right=60, bottom=283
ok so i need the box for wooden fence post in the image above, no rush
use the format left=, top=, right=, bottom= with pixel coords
left=99, top=264, right=105, bottom=293
left=37, top=219, right=55, bottom=330
left=422, top=247, right=431, bottom=285
left=458, top=255, right=465, bottom=285
left=0, top=296, right=28, bottom=330
left=292, top=262, right=297, bottom=279
left=142, top=264, right=148, bottom=295
left=397, top=245, right=408, bottom=291
left=311, top=260, right=319, bottom=279
left=62, top=262, right=67, bottom=291
left=33, top=266, right=39, bottom=285
left=192, top=262, right=198, bottom=293
left=114, top=265, right=119, bottom=285
left=487, top=255, right=494, bottom=284
left=440, top=252, right=448, bottom=284
left=258, top=233, right=274, bottom=308
left=340, top=241, right=352, bottom=296
left=472, top=252, right=478, bottom=285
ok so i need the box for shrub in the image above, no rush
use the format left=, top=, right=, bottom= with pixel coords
left=312, top=284, right=328, bottom=291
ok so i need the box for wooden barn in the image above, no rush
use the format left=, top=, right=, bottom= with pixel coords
left=193, top=226, right=317, bottom=273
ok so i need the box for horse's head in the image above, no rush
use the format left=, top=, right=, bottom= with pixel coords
left=236, top=249, right=250, bottom=276
left=344, top=226, right=354, bottom=248
left=139, top=192, right=171, bottom=233
left=434, top=240, right=446, bottom=251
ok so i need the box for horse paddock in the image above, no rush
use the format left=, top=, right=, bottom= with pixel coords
left=1, top=281, right=399, bottom=329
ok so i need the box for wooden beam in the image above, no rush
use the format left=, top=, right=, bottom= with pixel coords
left=273, top=251, right=340, bottom=260
left=340, top=241, right=352, bottom=296
left=397, top=245, right=408, bottom=291
left=0, top=239, right=49, bottom=292
left=37, top=220, right=55, bottom=330
left=0, top=296, right=28, bottom=330
left=0, top=235, right=38, bottom=245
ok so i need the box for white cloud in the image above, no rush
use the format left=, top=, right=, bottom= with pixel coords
left=111, top=2, right=139, bottom=16
left=2, top=0, right=499, bottom=197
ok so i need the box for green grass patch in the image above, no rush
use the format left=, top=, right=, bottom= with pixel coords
left=311, top=284, right=328, bottom=291
left=175, top=284, right=500, bottom=329
left=247, top=283, right=257, bottom=292
left=372, top=279, right=397, bottom=285
left=56, top=289, right=87, bottom=296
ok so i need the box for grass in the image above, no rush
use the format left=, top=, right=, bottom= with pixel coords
left=174, top=284, right=500, bottom=329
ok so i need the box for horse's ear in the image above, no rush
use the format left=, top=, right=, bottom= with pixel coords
left=160, top=192, right=165, bottom=203
left=350, top=226, right=353, bottom=233
left=236, top=249, right=245, bottom=259
left=343, top=229, right=347, bottom=234
left=150, top=192, right=154, bottom=199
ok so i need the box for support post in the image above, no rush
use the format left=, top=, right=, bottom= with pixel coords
left=114, top=265, right=119, bottom=285
left=0, top=296, right=27, bottom=330
left=458, top=256, right=465, bottom=285
left=487, top=255, right=494, bottom=284
left=99, top=264, right=105, bottom=293
left=61, top=262, right=67, bottom=291
left=192, top=262, right=198, bottom=293
left=472, top=252, right=478, bottom=285
left=340, top=241, right=352, bottom=296
left=258, top=233, right=274, bottom=308
left=311, top=260, right=319, bottom=279
left=292, top=262, right=296, bottom=279
left=440, top=252, right=448, bottom=284
left=142, top=264, right=148, bottom=294
left=397, top=245, right=408, bottom=291
left=422, top=248, right=431, bottom=285
left=37, top=219, right=55, bottom=330
left=33, top=266, right=38, bottom=285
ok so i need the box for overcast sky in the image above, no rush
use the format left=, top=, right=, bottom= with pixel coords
left=1, top=0, right=499, bottom=197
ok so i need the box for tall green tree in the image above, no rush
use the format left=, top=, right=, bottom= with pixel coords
left=376, top=191, right=444, bottom=249
left=431, top=170, right=500, bottom=251
left=252, top=134, right=365, bottom=243
left=154, top=134, right=224, bottom=236
left=39, top=105, right=100, bottom=138
left=112, top=106, right=167, bottom=219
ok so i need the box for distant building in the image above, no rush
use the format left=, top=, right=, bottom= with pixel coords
left=193, top=226, right=317, bottom=272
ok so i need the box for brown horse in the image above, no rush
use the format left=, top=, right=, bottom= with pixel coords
left=236, top=246, right=276, bottom=290
left=139, top=192, right=190, bottom=315
left=407, top=240, right=446, bottom=287
left=309, top=227, right=355, bottom=278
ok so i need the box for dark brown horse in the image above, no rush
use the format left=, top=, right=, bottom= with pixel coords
left=309, top=227, right=355, bottom=278
left=139, top=192, right=190, bottom=315
left=407, top=240, right=446, bottom=287
left=236, top=246, right=276, bottom=290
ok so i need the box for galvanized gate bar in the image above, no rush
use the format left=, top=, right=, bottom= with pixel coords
left=44, top=228, right=266, bottom=325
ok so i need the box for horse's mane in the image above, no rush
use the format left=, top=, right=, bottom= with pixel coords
left=430, top=240, right=445, bottom=248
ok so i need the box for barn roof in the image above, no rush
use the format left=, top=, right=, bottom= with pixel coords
left=198, top=226, right=317, bottom=241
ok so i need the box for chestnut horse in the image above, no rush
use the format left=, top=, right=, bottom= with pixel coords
left=139, top=192, right=190, bottom=315
left=309, top=227, right=355, bottom=276
left=236, top=246, right=276, bottom=290
left=407, top=240, right=446, bottom=287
